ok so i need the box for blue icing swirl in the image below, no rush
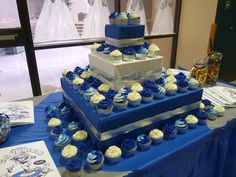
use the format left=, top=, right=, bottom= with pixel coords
left=202, top=99, right=212, bottom=106
left=113, top=93, right=127, bottom=103
left=155, top=77, right=166, bottom=85
left=103, top=89, right=118, bottom=100
left=96, top=44, right=107, bottom=52
left=60, top=106, right=76, bottom=121
left=44, top=105, right=58, bottom=118
left=206, top=108, right=217, bottom=115
left=175, top=119, right=188, bottom=128
left=58, top=102, right=69, bottom=111
left=123, top=48, right=136, bottom=55
left=91, top=79, right=102, bottom=88
left=97, top=99, right=113, bottom=109
left=137, top=46, right=148, bottom=54
left=74, top=68, right=84, bottom=76
left=150, top=85, right=166, bottom=95
left=140, top=88, right=153, bottom=97
left=175, top=72, right=187, bottom=81
left=143, top=80, right=155, bottom=89
left=66, top=71, right=77, bottom=81
left=177, top=79, right=189, bottom=87
left=103, top=47, right=111, bottom=55
left=121, top=139, right=137, bottom=151
left=68, top=121, right=81, bottom=131
left=143, top=42, right=149, bottom=49
left=74, top=66, right=81, bottom=73
left=137, top=134, right=151, bottom=144
left=86, top=75, right=95, bottom=83
left=54, top=134, right=70, bottom=146
left=66, top=158, right=82, bottom=172
left=162, top=123, right=177, bottom=134
left=119, top=87, right=131, bottom=95
left=77, top=140, right=94, bottom=152
left=86, top=150, right=103, bottom=164
left=79, top=82, right=90, bottom=91
left=195, top=110, right=208, bottom=120
left=109, top=12, right=119, bottom=19
left=51, top=126, right=64, bottom=135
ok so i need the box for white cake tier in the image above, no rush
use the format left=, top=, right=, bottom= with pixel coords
left=89, top=54, right=164, bottom=89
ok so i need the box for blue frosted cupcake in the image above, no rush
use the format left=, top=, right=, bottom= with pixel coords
left=140, top=88, right=153, bottom=103
left=103, top=89, right=118, bottom=100
left=86, top=75, right=95, bottom=84
left=66, top=71, right=77, bottom=85
left=149, top=129, right=164, bottom=144
left=97, top=99, right=113, bottom=116
left=67, top=121, right=82, bottom=136
left=79, top=82, right=90, bottom=94
left=60, top=105, right=76, bottom=123
left=177, top=79, right=189, bottom=93
left=185, top=115, right=198, bottom=128
left=195, top=110, right=208, bottom=124
left=136, top=134, right=152, bottom=151
left=84, top=87, right=98, bottom=101
left=155, top=77, right=167, bottom=87
left=202, top=99, right=213, bottom=110
left=113, top=93, right=128, bottom=110
left=136, top=46, right=148, bottom=59
left=65, top=158, right=82, bottom=177
left=142, top=80, right=156, bottom=89
left=123, top=48, right=136, bottom=61
left=175, top=119, right=188, bottom=134
left=174, top=72, right=187, bottom=81
left=150, top=85, right=166, bottom=99
left=96, top=45, right=105, bottom=56
left=91, top=78, right=102, bottom=89
left=121, top=139, right=137, bottom=157
left=205, top=108, right=217, bottom=120
left=127, top=91, right=142, bottom=107
left=77, top=140, right=94, bottom=159
left=50, top=126, right=64, bottom=140
left=44, top=105, right=58, bottom=119
left=109, top=12, right=119, bottom=24
left=86, top=150, right=104, bottom=171
left=54, top=134, right=71, bottom=151
left=74, top=66, right=84, bottom=76
left=162, top=123, right=177, bottom=139
left=118, top=87, right=131, bottom=95
left=105, top=145, right=122, bottom=164
left=115, top=12, right=128, bottom=25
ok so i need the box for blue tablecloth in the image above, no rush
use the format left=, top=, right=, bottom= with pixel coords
left=1, top=92, right=236, bottom=177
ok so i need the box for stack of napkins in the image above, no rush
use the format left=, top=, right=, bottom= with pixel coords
left=0, top=101, right=34, bottom=126
left=203, top=86, right=236, bottom=107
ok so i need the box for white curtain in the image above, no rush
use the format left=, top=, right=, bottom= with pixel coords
left=152, top=0, right=174, bottom=34
left=34, top=0, right=79, bottom=43
left=126, top=0, right=148, bottom=34
left=82, top=0, right=109, bottom=38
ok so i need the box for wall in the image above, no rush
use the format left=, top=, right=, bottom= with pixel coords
left=176, top=0, right=218, bottom=70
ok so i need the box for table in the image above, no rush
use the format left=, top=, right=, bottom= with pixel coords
left=1, top=83, right=236, bottom=177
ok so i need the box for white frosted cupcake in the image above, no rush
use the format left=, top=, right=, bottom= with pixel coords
left=90, top=93, right=105, bottom=107
left=131, top=83, right=143, bottom=93
left=200, top=103, right=205, bottom=110
left=127, top=91, right=142, bottom=107
left=188, top=78, right=199, bottom=90
left=91, top=43, right=101, bottom=55
left=98, top=84, right=110, bottom=93
left=105, top=145, right=122, bottom=164
left=109, top=50, right=122, bottom=63
left=166, top=69, right=175, bottom=76
left=148, top=44, right=160, bottom=58
left=128, top=12, right=140, bottom=24
left=115, top=12, right=128, bottom=25
left=165, top=83, right=177, bottom=96
left=72, top=77, right=84, bottom=90
left=72, top=130, right=88, bottom=144
left=62, top=69, right=71, bottom=78
left=48, top=118, right=61, bottom=129
left=83, top=87, right=98, bottom=101
left=166, top=75, right=177, bottom=83
left=185, top=115, right=198, bottom=129
left=61, top=145, right=78, bottom=162
left=214, top=106, right=225, bottom=117
left=80, top=71, right=92, bottom=79
left=149, top=129, right=163, bottom=144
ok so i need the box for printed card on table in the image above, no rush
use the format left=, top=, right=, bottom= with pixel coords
left=0, top=141, right=61, bottom=177
left=0, top=101, right=34, bottom=127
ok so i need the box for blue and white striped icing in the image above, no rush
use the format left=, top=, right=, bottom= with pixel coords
left=113, top=93, right=127, bottom=103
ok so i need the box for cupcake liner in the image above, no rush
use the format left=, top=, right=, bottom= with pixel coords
left=164, top=132, right=177, bottom=140
left=148, top=51, right=159, bottom=58
left=188, top=85, right=198, bottom=90
left=142, top=96, right=153, bottom=103
left=177, top=86, right=188, bottom=93
left=137, top=142, right=152, bottom=151
left=128, top=99, right=141, bottom=107
left=150, top=138, right=163, bottom=145
left=153, top=92, right=165, bottom=99
left=208, top=115, right=216, bottom=120
left=136, top=53, right=148, bottom=60
left=198, top=119, right=207, bottom=125
left=123, top=54, right=135, bottom=61
left=217, top=112, right=224, bottom=117
left=113, top=101, right=128, bottom=110
left=166, top=90, right=177, bottom=96
left=87, top=157, right=104, bottom=171
left=129, top=18, right=140, bottom=25
left=60, top=154, right=78, bottom=165
left=110, top=56, right=122, bottom=63
left=105, top=156, right=121, bottom=164
left=176, top=126, right=188, bottom=134
left=97, top=107, right=113, bottom=116
left=122, top=149, right=136, bottom=158
left=115, top=18, right=128, bottom=25
left=188, top=123, right=198, bottom=129
left=63, top=170, right=82, bottom=177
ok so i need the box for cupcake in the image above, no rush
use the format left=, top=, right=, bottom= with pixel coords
left=175, top=119, right=188, bottom=134
left=61, top=145, right=78, bottom=163
left=65, top=158, right=82, bottom=177
left=162, top=123, right=177, bottom=139
left=150, top=85, right=166, bottom=99
left=103, top=47, right=111, bottom=59
left=105, top=145, right=122, bottom=164
left=149, top=129, right=163, bottom=144
left=214, top=106, right=225, bottom=117
left=97, top=99, right=113, bottom=116
left=66, top=71, right=77, bottom=84
left=205, top=108, right=217, bottom=120
left=109, top=50, right=123, bottom=63
left=72, top=130, right=88, bottom=144
left=50, top=126, right=64, bottom=140
left=96, top=44, right=106, bottom=56
left=118, top=87, right=131, bottom=95
left=62, top=69, right=71, bottom=78
left=91, top=78, right=102, bottom=89
left=131, top=83, right=143, bottom=92
left=127, top=91, right=142, bottom=107
left=121, top=139, right=137, bottom=157
left=60, top=105, right=76, bottom=123
left=74, top=68, right=84, bottom=77
left=123, top=48, right=136, bottom=61
left=77, top=140, right=94, bottom=158
left=45, top=105, right=58, bottom=119
left=80, top=71, right=92, bottom=80
left=148, top=44, right=160, bottom=58
left=166, top=69, right=175, bottom=76
left=91, top=43, right=101, bottom=55
left=79, top=82, right=90, bottom=94
left=136, top=46, right=148, bottom=59
left=90, top=93, right=105, bottom=107
left=109, top=12, right=119, bottom=24
left=165, top=83, right=177, bottom=96
left=103, top=89, right=118, bottom=100
left=54, top=134, right=71, bottom=151
left=113, top=93, right=128, bottom=110
left=155, top=77, right=167, bottom=87
left=202, top=99, right=213, bottom=110
left=195, top=110, right=208, bottom=125
left=115, top=12, right=128, bottom=25
left=86, top=75, right=95, bottom=84
left=86, top=150, right=104, bottom=171
left=166, top=75, right=177, bottom=83
left=72, top=77, right=84, bottom=90
left=200, top=102, right=205, bottom=110
left=174, top=72, right=187, bottom=81
left=140, top=88, right=153, bottom=103
left=188, top=78, right=199, bottom=90
left=83, top=87, right=98, bottom=101
left=67, top=121, right=82, bottom=136
left=185, top=115, right=198, bottom=128
left=142, top=80, right=156, bottom=89
left=128, top=12, right=140, bottom=25
left=98, top=84, right=110, bottom=93
left=48, top=118, right=61, bottom=129
left=136, top=134, right=152, bottom=151
left=177, top=79, right=189, bottom=93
